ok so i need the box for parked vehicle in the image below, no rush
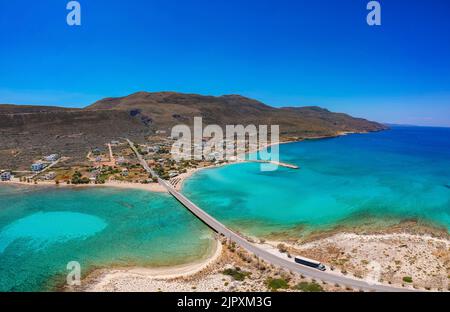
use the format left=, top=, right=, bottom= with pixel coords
left=295, top=256, right=326, bottom=271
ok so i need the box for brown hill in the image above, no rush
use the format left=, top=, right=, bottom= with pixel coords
left=0, top=92, right=386, bottom=169
left=87, top=92, right=386, bottom=136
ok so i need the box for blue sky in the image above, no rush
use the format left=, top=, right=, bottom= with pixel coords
left=0, top=0, right=450, bottom=126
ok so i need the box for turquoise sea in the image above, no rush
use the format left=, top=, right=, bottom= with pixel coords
left=0, top=187, right=214, bottom=291
left=184, top=126, right=450, bottom=236
left=0, top=126, right=449, bottom=291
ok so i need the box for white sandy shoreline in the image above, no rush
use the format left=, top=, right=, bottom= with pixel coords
left=0, top=179, right=167, bottom=193
left=81, top=239, right=222, bottom=292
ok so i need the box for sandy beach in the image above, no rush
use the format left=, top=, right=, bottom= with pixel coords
left=78, top=239, right=222, bottom=292
left=0, top=179, right=167, bottom=193
left=170, top=164, right=237, bottom=191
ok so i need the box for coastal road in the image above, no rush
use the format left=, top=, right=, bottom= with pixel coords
left=125, top=139, right=158, bottom=178
left=108, top=143, right=116, bottom=165
left=127, top=139, right=412, bottom=292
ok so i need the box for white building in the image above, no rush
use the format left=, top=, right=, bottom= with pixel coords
left=44, top=154, right=59, bottom=162
left=0, top=171, right=11, bottom=181
left=89, top=170, right=100, bottom=182
left=44, top=172, right=56, bottom=180
left=31, top=162, right=47, bottom=172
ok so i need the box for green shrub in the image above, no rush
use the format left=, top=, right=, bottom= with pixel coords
left=403, top=276, right=413, bottom=283
left=294, top=282, right=324, bottom=292
left=71, top=172, right=90, bottom=184
left=222, top=268, right=251, bottom=281
left=266, top=278, right=289, bottom=291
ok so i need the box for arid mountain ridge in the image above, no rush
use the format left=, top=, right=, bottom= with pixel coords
left=0, top=92, right=387, bottom=169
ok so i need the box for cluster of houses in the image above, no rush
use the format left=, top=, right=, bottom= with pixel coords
left=31, top=154, right=60, bottom=172
left=1, top=154, right=60, bottom=182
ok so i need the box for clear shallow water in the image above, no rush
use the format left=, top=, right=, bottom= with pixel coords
left=0, top=187, right=213, bottom=291
left=0, top=212, right=107, bottom=254
left=184, top=126, right=450, bottom=236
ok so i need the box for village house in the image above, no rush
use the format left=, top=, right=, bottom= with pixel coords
left=31, top=162, right=47, bottom=172
left=44, top=172, right=56, bottom=180
left=44, top=154, right=59, bottom=162
left=89, top=170, right=100, bottom=182
left=0, top=171, right=11, bottom=181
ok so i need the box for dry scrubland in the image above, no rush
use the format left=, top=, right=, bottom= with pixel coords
left=275, top=233, right=449, bottom=291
